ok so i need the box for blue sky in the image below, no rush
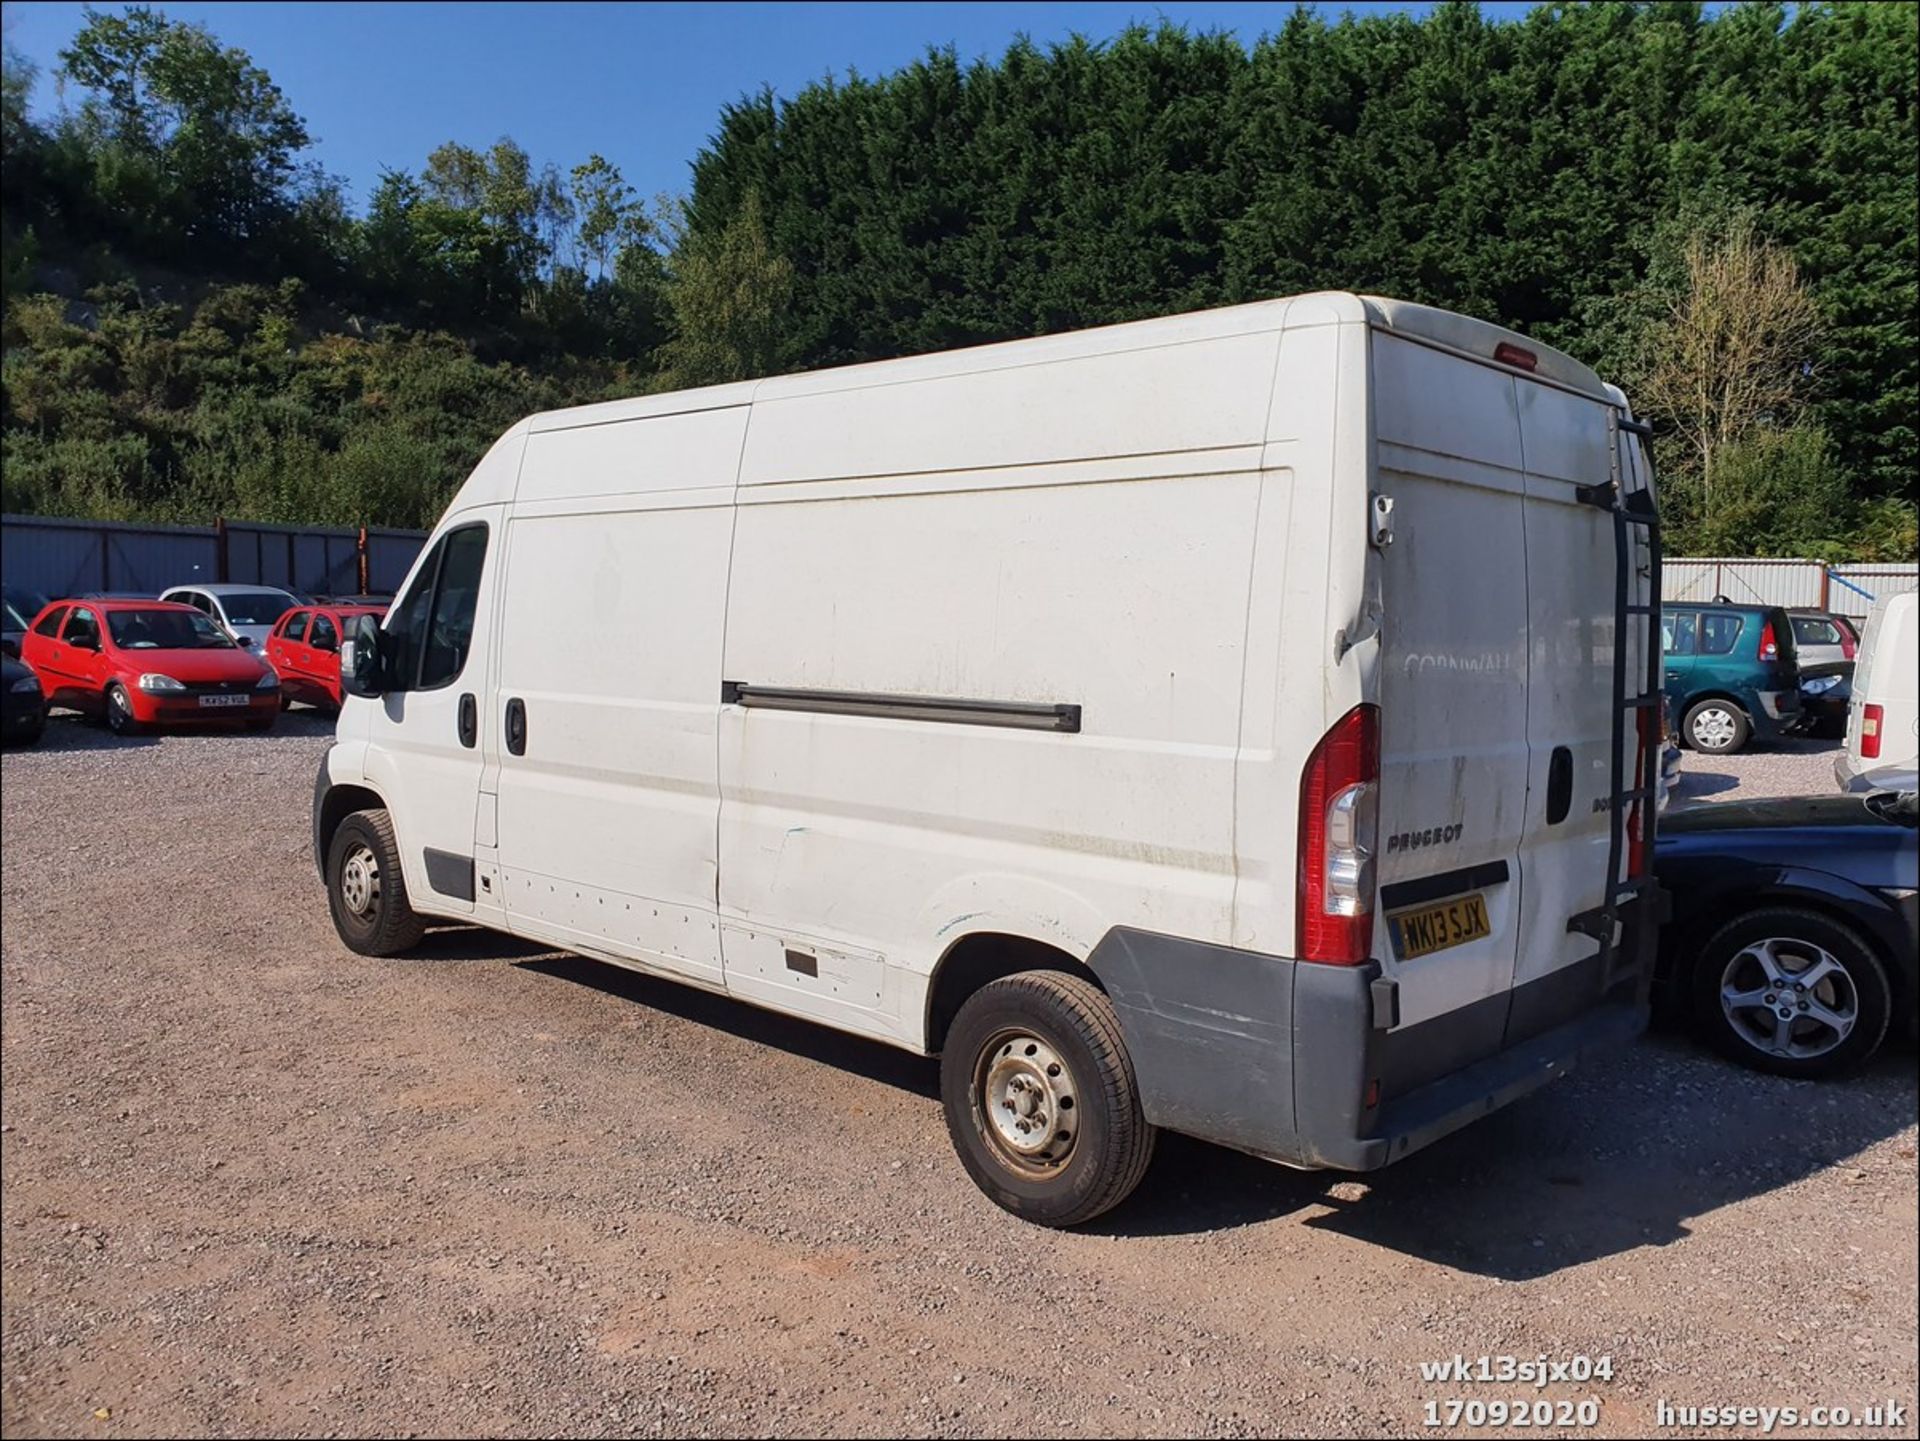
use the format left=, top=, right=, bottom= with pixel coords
left=5, top=1, right=1592, bottom=210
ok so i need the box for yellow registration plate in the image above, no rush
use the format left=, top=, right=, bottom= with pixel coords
left=1390, top=893, right=1492, bottom=960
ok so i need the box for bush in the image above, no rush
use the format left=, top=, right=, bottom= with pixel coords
left=1661, top=427, right=1857, bottom=562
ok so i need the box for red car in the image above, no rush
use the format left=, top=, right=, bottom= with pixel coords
left=20, top=599, right=280, bottom=735
left=265, top=603, right=387, bottom=711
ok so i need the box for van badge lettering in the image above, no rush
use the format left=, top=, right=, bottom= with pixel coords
left=1385, top=823, right=1464, bottom=854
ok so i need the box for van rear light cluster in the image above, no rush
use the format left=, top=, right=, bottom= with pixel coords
left=1840, top=626, right=1857, bottom=660
left=1298, top=704, right=1380, bottom=965
left=1861, top=703, right=1884, bottom=759
left=1757, top=619, right=1779, bottom=661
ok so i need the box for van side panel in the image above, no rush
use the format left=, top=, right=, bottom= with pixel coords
left=739, top=332, right=1283, bottom=486
left=718, top=334, right=1280, bottom=1045
left=488, top=411, right=745, bottom=986
left=1227, top=314, right=1367, bottom=955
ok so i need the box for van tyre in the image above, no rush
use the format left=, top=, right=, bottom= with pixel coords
left=1683, top=699, right=1750, bottom=754
left=941, top=970, right=1156, bottom=1227
left=327, top=808, right=427, bottom=958
left=1689, top=907, right=1891, bottom=1079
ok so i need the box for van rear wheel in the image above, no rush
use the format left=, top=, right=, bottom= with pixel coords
left=940, top=971, right=1156, bottom=1227
left=327, top=808, right=426, bottom=957
left=1684, top=699, right=1750, bottom=754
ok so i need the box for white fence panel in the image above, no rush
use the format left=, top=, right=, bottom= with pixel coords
left=1665, top=558, right=1919, bottom=619
left=1664, top=558, right=1823, bottom=609
left=1828, top=565, right=1920, bottom=619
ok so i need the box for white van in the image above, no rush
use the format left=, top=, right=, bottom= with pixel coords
left=313, top=293, right=1664, bottom=1225
left=1837, top=592, right=1919, bottom=791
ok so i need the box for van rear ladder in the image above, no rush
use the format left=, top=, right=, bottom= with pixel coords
left=1567, top=411, right=1664, bottom=996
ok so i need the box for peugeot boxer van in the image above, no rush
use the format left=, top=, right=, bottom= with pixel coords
left=312, top=293, right=1664, bottom=1225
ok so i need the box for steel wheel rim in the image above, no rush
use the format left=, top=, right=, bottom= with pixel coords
left=976, top=1030, right=1079, bottom=1174
left=1719, top=936, right=1857, bottom=1060
left=108, top=687, right=132, bottom=730
left=340, top=841, right=381, bottom=919
left=1692, top=706, right=1738, bottom=750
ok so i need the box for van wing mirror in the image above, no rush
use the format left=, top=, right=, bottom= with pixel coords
left=339, top=614, right=386, bottom=698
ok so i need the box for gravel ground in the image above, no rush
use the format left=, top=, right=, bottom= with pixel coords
left=2, top=715, right=1914, bottom=1439
left=1668, top=732, right=1851, bottom=807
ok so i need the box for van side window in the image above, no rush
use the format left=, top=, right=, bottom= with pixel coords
left=384, top=523, right=488, bottom=691
left=385, top=561, right=438, bottom=688
left=1698, top=613, right=1744, bottom=655
left=420, top=527, right=487, bottom=688
left=1662, top=612, right=1697, bottom=656
left=32, top=606, right=69, bottom=637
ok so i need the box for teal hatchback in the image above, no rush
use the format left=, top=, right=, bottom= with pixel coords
left=1662, top=603, right=1805, bottom=754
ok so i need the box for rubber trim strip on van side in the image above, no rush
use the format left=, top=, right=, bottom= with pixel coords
left=721, top=681, right=1081, bottom=734
left=423, top=848, right=476, bottom=902
left=1379, top=859, right=1511, bottom=913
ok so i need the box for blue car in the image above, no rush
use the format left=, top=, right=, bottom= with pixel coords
left=1662, top=602, right=1805, bottom=754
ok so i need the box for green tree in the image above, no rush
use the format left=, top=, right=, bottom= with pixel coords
left=1630, top=214, right=1824, bottom=509
left=658, top=192, right=793, bottom=387
left=1662, top=426, right=1855, bottom=561
left=421, top=138, right=571, bottom=298
left=571, top=153, right=645, bottom=281
left=358, top=169, right=516, bottom=318
left=57, top=5, right=311, bottom=253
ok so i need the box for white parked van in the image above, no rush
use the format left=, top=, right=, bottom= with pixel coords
left=1837, top=592, right=1919, bottom=791
left=314, top=293, right=1664, bottom=1225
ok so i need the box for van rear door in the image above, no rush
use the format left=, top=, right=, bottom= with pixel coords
left=1369, top=333, right=1531, bottom=1069
left=1369, top=331, right=1652, bottom=1085
left=1507, top=385, right=1652, bottom=1039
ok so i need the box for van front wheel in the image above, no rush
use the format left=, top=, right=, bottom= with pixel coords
left=940, top=971, right=1156, bottom=1227
left=327, top=809, right=426, bottom=957
left=1684, top=699, right=1750, bottom=754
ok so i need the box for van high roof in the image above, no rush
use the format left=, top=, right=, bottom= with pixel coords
left=524, top=292, right=1617, bottom=436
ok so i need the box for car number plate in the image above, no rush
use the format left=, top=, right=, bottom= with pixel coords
left=198, top=693, right=249, bottom=708
left=1390, top=893, right=1492, bottom=960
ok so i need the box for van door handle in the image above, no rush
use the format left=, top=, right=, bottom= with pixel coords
left=505, top=697, right=527, bottom=756
left=1546, top=745, right=1573, bottom=825
left=457, top=692, right=476, bottom=748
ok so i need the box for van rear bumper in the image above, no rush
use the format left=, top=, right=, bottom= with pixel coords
left=1088, top=894, right=1656, bottom=1172
left=1298, top=996, right=1645, bottom=1170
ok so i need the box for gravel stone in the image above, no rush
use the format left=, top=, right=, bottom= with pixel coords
left=2, top=713, right=1913, bottom=1437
